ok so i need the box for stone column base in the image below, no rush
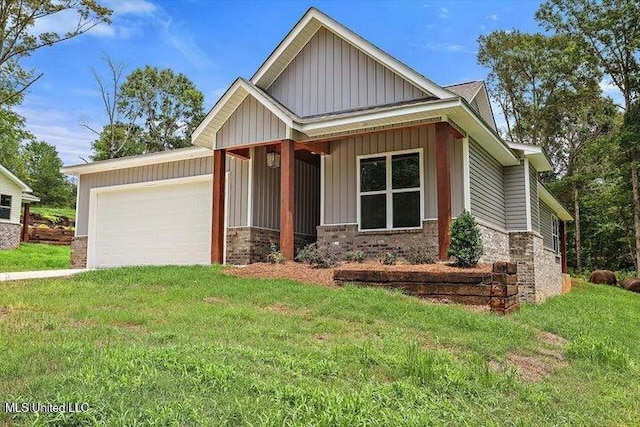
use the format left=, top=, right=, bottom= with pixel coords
left=0, top=222, right=21, bottom=249
left=70, top=236, right=88, bottom=268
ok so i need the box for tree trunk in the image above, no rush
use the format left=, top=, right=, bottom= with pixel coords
left=573, top=185, right=582, bottom=270
left=631, top=155, right=640, bottom=278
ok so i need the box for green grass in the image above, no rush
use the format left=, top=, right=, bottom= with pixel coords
left=1, top=267, right=639, bottom=425
left=30, top=205, right=75, bottom=222
left=0, top=243, right=70, bottom=272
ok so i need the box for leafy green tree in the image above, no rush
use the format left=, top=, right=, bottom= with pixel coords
left=0, top=107, right=34, bottom=178
left=0, top=0, right=112, bottom=105
left=119, top=66, right=205, bottom=152
left=22, top=141, right=74, bottom=206
left=537, top=0, right=640, bottom=275
left=447, top=211, right=484, bottom=267
left=91, top=123, right=145, bottom=161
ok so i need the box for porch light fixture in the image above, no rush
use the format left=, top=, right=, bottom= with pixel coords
left=266, top=151, right=281, bottom=169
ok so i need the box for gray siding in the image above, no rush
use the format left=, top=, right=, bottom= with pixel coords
left=76, top=156, right=251, bottom=235
left=539, top=200, right=554, bottom=250
left=530, top=165, right=540, bottom=232
left=504, top=161, right=527, bottom=231
left=469, top=139, right=506, bottom=229
left=267, top=27, right=429, bottom=117
left=250, top=146, right=320, bottom=236
left=323, top=126, right=464, bottom=224
left=216, top=96, right=287, bottom=148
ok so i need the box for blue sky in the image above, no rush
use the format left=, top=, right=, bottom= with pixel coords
left=17, top=0, right=559, bottom=165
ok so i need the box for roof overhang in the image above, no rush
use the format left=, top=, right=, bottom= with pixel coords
left=250, top=8, right=454, bottom=100
left=22, top=193, right=40, bottom=203
left=297, top=97, right=518, bottom=166
left=191, top=78, right=294, bottom=149
left=538, top=183, right=572, bottom=221
left=0, top=163, right=31, bottom=192
left=61, top=146, right=212, bottom=176
left=508, top=142, right=553, bottom=172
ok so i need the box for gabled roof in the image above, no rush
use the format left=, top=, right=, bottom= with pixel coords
left=444, top=81, right=484, bottom=103
left=250, top=7, right=456, bottom=100
left=0, top=163, right=31, bottom=192
left=507, top=142, right=553, bottom=172
left=192, top=78, right=295, bottom=148
left=538, top=183, right=572, bottom=221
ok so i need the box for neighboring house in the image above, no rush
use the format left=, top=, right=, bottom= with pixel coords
left=0, top=163, right=39, bottom=249
left=62, top=8, right=571, bottom=302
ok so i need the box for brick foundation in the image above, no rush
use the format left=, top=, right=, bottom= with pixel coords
left=0, top=222, right=21, bottom=249
left=70, top=236, right=88, bottom=268
left=225, top=227, right=316, bottom=265
left=317, top=220, right=438, bottom=261
left=535, top=247, right=563, bottom=302
left=477, top=222, right=510, bottom=263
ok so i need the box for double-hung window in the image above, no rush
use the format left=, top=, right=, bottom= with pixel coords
left=358, top=149, right=423, bottom=230
left=0, top=194, right=11, bottom=220
left=552, top=216, right=560, bottom=255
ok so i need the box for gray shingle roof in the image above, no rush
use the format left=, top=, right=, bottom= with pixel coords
left=444, top=81, right=484, bottom=103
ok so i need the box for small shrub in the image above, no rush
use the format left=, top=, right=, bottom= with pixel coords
left=379, top=252, right=397, bottom=265
left=266, top=243, right=285, bottom=264
left=404, top=241, right=435, bottom=265
left=345, top=250, right=365, bottom=263
left=447, top=210, right=484, bottom=267
left=296, top=243, right=336, bottom=268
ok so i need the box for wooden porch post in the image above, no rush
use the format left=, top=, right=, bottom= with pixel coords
left=280, top=139, right=295, bottom=260
left=211, top=149, right=226, bottom=264
left=21, top=203, right=30, bottom=242
left=560, top=220, right=568, bottom=273
left=435, top=122, right=451, bottom=260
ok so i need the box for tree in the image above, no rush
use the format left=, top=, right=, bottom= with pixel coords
left=22, top=141, right=74, bottom=206
left=0, top=0, right=112, bottom=105
left=537, top=0, right=640, bottom=275
left=119, top=66, right=205, bottom=152
left=0, top=107, right=34, bottom=178
left=86, top=57, right=143, bottom=160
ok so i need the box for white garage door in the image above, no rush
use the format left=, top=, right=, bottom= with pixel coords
left=87, top=176, right=213, bottom=268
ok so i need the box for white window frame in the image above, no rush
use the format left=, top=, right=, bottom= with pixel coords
left=0, top=194, right=11, bottom=221
left=552, top=215, right=560, bottom=255
left=356, top=148, right=424, bottom=232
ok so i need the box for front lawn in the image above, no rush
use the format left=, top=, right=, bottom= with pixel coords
left=0, top=266, right=638, bottom=425
left=0, top=243, right=70, bottom=272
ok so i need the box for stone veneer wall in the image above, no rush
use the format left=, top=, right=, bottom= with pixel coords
left=477, top=222, right=510, bottom=264
left=226, top=227, right=316, bottom=265
left=534, top=247, right=563, bottom=302
left=317, top=220, right=439, bottom=261
left=0, top=222, right=21, bottom=249
left=508, top=232, right=537, bottom=302
left=70, top=236, right=88, bottom=268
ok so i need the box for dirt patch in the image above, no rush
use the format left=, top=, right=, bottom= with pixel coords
left=495, top=330, right=568, bottom=382
left=260, top=302, right=311, bottom=317
left=119, top=323, right=147, bottom=333
left=224, top=261, right=492, bottom=288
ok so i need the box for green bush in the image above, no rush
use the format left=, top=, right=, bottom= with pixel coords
left=379, top=252, right=397, bottom=265
left=345, top=250, right=365, bottom=263
left=447, top=210, right=484, bottom=267
left=266, top=243, right=285, bottom=264
left=296, top=243, right=336, bottom=268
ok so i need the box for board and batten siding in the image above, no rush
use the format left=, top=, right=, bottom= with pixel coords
left=469, top=139, right=506, bottom=229
left=216, top=96, right=287, bottom=148
left=250, top=146, right=320, bottom=236
left=266, top=27, right=429, bottom=117
left=76, top=156, right=250, bottom=236
left=504, top=161, right=528, bottom=231
left=322, top=126, right=463, bottom=225
left=539, top=200, right=554, bottom=250
left=530, top=165, right=540, bottom=233
left=0, top=173, right=22, bottom=224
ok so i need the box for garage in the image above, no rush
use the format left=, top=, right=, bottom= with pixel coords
left=87, top=175, right=212, bottom=268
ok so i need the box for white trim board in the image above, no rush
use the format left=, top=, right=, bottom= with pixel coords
left=524, top=158, right=532, bottom=231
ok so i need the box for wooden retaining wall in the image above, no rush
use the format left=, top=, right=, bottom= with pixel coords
left=334, top=262, right=519, bottom=314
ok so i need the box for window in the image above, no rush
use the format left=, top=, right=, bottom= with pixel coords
left=552, top=216, right=560, bottom=255
left=358, top=150, right=422, bottom=230
left=0, top=194, right=11, bottom=220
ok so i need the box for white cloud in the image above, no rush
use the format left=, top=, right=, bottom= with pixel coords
left=409, top=41, right=475, bottom=54
left=105, top=0, right=157, bottom=15
left=487, top=14, right=499, bottom=21
left=438, top=7, right=449, bottom=19
left=159, top=17, right=215, bottom=69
